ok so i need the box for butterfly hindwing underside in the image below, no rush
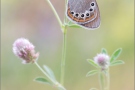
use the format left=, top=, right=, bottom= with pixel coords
left=66, top=0, right=100, bottom=30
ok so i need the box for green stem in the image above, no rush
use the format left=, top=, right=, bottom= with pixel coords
left=60, top=27, right=67, bottom=85
left=64, top=0, right=68, bottom=23
left=46, top=0, right=63, bottom=28
left=46, top=0, right=68, bottom=86
left=99, top=71, right=104, bottom=90
left=60, top=0, right=68, bottom=85
left=106, top=69, right=110, bottom=90
left=34, top=62, right=56, bottom=84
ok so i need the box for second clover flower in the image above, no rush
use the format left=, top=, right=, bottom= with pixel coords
left=94, top=53, right=110, bottom=70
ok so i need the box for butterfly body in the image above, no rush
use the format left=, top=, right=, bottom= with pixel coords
left=66, top=0, right=100, bottom=30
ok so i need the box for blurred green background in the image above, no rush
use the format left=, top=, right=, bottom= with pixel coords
left=1, top=0, right=134, bottom=90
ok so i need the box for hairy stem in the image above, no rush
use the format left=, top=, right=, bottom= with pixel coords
left=106, top=69, right=110, bottom=90
left=46, top=0, right=63, bottom=28
left=99, top=71, right=104, bottom=90
left=34, top=62, right=56, bottom=84
left=60, top=0, right=68, bottom=85
left=45, top=0, right=68, bottom=86
left=60, top=27, right=67, bottom=85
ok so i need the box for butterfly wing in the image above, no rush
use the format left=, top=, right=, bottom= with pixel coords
left=80, top=1, right=100, bottom=29
left=66, top=0, right=100, bottom=30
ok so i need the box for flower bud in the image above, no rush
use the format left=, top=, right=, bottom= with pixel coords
left=13, top=38, right=39, bottom=64
left=94, top=53, right=110, bottom=70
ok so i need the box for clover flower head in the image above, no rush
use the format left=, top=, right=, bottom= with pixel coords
left=94, top=53, right=110, bottom=70
left=13, top=38, right=39, bottom=64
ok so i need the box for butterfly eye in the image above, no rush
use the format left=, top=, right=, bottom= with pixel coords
left=91, top=2, right=95, bottom=6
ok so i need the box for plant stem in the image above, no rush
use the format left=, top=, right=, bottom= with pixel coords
left=64, top=0, right=68, bottom=23
left=106, top=69, right=110, bottom=90
left=34, top=62, right=56, bottom=84
left=45, top=0, right=68, bottom=86
left=46, top=0, right=63, bottom=28
left=60, top=0, right=68, bottom=85
left=60, top=27, right=67, bottom=85
left=99, top=71, right=104, bottom=90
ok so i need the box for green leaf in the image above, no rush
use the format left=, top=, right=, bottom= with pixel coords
left=87, top=59, right=99, bottom=68
left=110, top=48, right=122, bottom=63
left=90, top=88, right=98, bottom=90
left=110, top=60, right=125, bottom=66
left=65, top=21, right=81, bottom=28
left=43, top=65, right=56, bottom=81
left=101, top=48, right=107, bottom=54
left=67, top=21, right=76, bottom=25
left=34, top=77, right=52, bottom=85
left=67, top=24, right=81, bottom=28
left=86, top=70, right=98, bottom=77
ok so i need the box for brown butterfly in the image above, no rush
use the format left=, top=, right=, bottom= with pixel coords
left=66, top=0, right=100, bottom=30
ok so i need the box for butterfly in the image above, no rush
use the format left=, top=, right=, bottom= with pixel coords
left=66, top=0, right=100, bottom=30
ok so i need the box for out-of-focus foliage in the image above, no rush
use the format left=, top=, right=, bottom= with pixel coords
left=1, top=0, right=134, bottom=90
